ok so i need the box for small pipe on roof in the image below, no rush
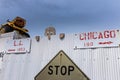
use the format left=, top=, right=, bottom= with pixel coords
left=35, top=36, right=40, bottom=42
left=59, top=33, right=65, bottom=40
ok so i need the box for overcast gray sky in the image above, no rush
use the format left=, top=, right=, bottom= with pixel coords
left=0, top=0, right=120, bottom=37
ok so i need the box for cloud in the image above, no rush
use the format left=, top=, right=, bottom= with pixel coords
left=0, top=0, right=120, bottom=36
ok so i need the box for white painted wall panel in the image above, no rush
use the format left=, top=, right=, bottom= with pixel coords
left=0, top=34, right=120, bottom=80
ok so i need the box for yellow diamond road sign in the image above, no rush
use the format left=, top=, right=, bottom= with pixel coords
left=35, top=50, right=90, bottom=80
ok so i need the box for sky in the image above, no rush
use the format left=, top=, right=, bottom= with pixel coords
left=0, top=0, right=120, bottom=37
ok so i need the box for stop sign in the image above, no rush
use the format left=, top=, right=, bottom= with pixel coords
left=35, top=50, right=89, bottom=80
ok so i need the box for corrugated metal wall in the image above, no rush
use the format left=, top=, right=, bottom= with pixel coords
left=0, top=34, right=120, bottom=80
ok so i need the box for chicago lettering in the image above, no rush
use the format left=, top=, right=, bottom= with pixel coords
left=80, top=30, right=116, bottom=40
left=48, top=65, right=74, bottom=75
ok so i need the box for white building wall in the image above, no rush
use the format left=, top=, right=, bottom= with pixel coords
left=0, top=34, right=120, bottom=80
